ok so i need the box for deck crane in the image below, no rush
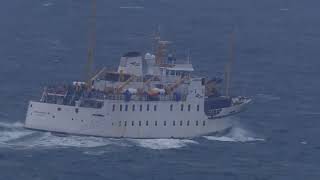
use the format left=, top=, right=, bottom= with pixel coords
left=225, top=31, right=235, bottom=97
left=116, top=75, right=136, bottom=93
left=85, top=0, right=97, bottom=89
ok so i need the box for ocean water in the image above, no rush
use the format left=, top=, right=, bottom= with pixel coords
left=0, top=0, right=320, bottom=179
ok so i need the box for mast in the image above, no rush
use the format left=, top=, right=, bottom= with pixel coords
left=225, top=31, right=235, bottom=97
left=85, top=0, right=97, bottom=88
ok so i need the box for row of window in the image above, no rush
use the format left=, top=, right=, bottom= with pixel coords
left=56, top=104, right=201, bottom=114
left=112, top=104, right=200, bottom=112
left=113, top=120, right=206, bottom=127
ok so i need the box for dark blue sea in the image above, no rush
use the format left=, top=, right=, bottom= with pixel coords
left=1, top=0, right=320, bottom=179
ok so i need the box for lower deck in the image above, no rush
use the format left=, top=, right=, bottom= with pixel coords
left=25, top=100, right=238, bottom=138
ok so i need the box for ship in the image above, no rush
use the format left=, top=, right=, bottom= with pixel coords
left=24, top=1, right=251, bottom=138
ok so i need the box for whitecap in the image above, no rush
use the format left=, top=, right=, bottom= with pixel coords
left=42, top=2, right=53, bottom=7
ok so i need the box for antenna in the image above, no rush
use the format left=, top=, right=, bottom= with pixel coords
left=225, top=30, right=235, bottom=97
left=85, top=0, right=97, bottom=88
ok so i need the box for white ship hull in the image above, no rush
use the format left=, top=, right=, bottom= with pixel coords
left=24, top=99, right=249, bottom=138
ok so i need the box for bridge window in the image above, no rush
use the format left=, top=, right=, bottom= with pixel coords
left=125, top=104, right=128, bottom=111
left=181, top=104, right=184, bottom=111
left=188, top=104, right=191, bottom=111
left=120, top=105, right=123, bottom=111
left=140, top=105, right=142, bottom=111
left=132, top=104, right=135, bottom=111
left=112, top=104, right=115, bottom=111
left=154, top=105, right=157, bottom=111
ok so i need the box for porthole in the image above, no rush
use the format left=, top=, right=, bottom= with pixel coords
left=75, top=108, right=79, bottom=113
left=57, top=107, right=61, bottom=111
left=30, top=104, right=33, bottom=107
left=52, top=115, right=55, bottom=118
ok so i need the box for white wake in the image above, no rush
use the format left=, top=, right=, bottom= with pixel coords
left=204, top=127, right=265, bottom=142
left=130, top=139, right=198, bottom=150
left=0, top=121, right=264, bottom=150
left=0, top=121, right=197, bottom=150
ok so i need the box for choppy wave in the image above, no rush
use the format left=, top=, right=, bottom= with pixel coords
left=204, top=127, right=265, bottom=142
